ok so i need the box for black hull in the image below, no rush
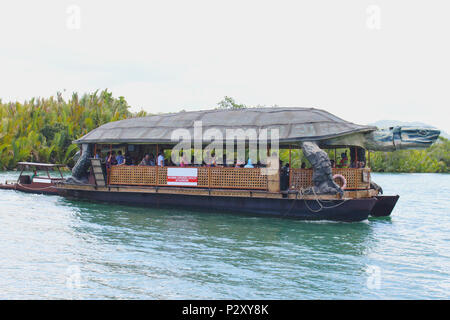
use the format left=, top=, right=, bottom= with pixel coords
left=59, top=189, right=378, bottom=222
left=370, top=195, right=399, bottom=217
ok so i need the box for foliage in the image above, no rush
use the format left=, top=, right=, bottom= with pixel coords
left=370, top=137, right=449, bottom=173
left=216, top=96, right=247, bottom=109
left=1, top=92, right=448, bottom=173
left=278, top=138, right=449, bottom=173
left=0, top=90, right=145, bottom=170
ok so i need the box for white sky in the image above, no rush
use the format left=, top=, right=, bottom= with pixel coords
left=0, top=0, right=449, bottom=132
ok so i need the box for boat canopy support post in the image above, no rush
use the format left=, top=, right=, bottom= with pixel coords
left=288, top=146, right=292, bottom=189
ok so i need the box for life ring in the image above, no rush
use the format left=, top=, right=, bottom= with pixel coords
left=333, top=174, right=347, bottom=190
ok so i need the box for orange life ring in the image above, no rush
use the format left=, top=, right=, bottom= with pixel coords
left=333, top=174, right=347, bottom=190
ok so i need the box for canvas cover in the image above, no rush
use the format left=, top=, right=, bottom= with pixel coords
left=74, top=107, right=376, bottom=145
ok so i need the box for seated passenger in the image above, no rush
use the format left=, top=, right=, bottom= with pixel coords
left=338, top=152, right=348, bottom=168
left=116, top=151, right=125, bottom=165
left=180, top=154, right=189, bottom=167
left=157, top=152, right=165, bottom=167
left=124, top=153, right=133, bottom=165
left=106, top=151, right=117, bottom=169
left=139, top=154, right=153, bottom=166
left=244, top=159, right=254, bottom=168
left=235, top=160, right=244, bottom=168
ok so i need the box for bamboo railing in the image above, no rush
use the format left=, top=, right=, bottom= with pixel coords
left=109, top=166, right=269, bottom=190
left=290, top=168, right=371, bottom=190
left=109, top=166, right=370, bottom=191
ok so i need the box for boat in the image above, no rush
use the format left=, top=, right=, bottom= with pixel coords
left=0, top=162, right=66, bottom=195
left=52, top=107, right=439, bottom=222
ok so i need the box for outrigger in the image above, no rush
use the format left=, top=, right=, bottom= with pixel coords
left=55, top=107, right=439, bottom=222
left=0, top=162, right=66, bottom=195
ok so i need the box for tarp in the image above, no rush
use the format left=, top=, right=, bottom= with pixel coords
left=74, top=107, right=376, bottom=145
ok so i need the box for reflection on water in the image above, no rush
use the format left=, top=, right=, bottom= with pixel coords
left=0, top=172, right=448, bottom=299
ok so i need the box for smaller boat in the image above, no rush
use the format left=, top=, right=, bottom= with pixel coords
left=0, top=162, right=66, bottom=195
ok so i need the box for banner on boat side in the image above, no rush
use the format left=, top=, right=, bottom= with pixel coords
left=167, top=168, right=198, bottom=186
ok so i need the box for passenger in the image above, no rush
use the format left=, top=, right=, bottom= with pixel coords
left=235, top=159, right=244, bottom=168
left=116, top=150, right=125, bottom=165
left=283, top=162, right=290, bottom=174
left=330, top=160, right=336, bottom=168
left=139, top=154, right=153, bottom=166
left=124, top=153, right=133, bottom=165
left=180, top=153, right=190, bottom=167
left=208, top=154, right=217, bottom=167
left=157, top=152, right=165, bottom=167
left=106, top=151, right=117, bottom=169
left=103, top=152, right=110, bottom=164
left=338, top=152, right=348, bottom=168
left=150, top=154, right=156, bottom=166
left=244, top=159, right=254, bottom=168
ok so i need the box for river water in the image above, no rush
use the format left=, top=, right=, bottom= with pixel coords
left=0, top=172, right=448, bottom=299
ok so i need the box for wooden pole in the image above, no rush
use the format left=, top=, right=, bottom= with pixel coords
left=288, top=146, right=292, bottom=188
left=334, top=148, right=337, bottom=165
left=57, top=166, right=64, bottom=179
left=156, top=144, right=159, bottom=185
left=107, top=144, right=112, bottom=185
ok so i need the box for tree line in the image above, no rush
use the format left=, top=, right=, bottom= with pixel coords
left=0, top=90, right=145, bottom=170
left=0, top=92, right=448, bottom=173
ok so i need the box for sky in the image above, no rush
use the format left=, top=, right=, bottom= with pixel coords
left=0, top=0, right=449, bottom=132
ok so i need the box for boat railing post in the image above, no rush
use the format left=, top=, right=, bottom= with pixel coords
left=57, top=166, right=64, bottom=179
left=208, top=167, right=211, bottom=189
left=288, top=146, right=292, bottom=189
left=17, top=165, right=24, bottom=184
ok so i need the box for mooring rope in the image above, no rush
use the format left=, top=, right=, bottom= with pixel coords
left=284, top=186, right=349, bottom=215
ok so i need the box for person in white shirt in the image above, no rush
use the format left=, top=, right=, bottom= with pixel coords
left=157, top=152, right=165, bottom=167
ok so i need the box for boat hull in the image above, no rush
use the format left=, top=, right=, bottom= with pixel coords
left=58, top=188, right=377, bottom=222
left=370, top=195, right=399, bottom=217
left=0, top=182, right=60, bottom=195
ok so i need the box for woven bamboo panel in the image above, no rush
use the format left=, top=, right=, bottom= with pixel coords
left=290, top=168, right=370, bottom=190
left=209, top=167, right=268, bottom=190
left=197, top=168, right=209, bottom=187
left=157, top=167, right=167, bottom=185
left=290, top=169, right=313, bottom=189
left=110, top=166, right=157, bottom=185
left=110, top=166, right=268, bottom=190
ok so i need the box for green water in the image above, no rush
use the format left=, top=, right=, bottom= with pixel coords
left=0, top=172, right=448, bottom=299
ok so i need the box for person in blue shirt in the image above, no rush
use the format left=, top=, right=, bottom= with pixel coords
left=244, top=159, right=254, bottom=168
left=116, top=150, right=125, bottom=165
